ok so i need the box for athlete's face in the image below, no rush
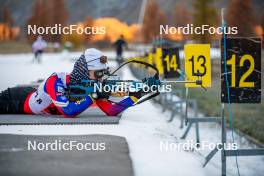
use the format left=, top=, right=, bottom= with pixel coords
left=88, top=70, right=102, bottom=81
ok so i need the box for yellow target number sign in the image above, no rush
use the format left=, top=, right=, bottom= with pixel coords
left=184, top=44, right=211, bottom=87
left=154, top=47, right=164, bottom=75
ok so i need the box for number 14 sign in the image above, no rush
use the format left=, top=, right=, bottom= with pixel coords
left=221, top=38, right=261, bottom=103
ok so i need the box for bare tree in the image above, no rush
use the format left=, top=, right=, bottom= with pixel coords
left=27, top=0, right=48, bottom=42
left=142, top=0, right=167, bottom=42
left=2, top=6, right=14, bottom=26
left=261, top=11, right=264, bottom=47
left=174, top=3, right=192, bottom=27
left=27, top=0, right=68, bottom=43
left=83, top=17, right=94, bottom=43
left=50, top=0, right=68, bottom=42
left=174, top=3, right=192, bottom=40
left=1, top=6, right=14, bottom=40
left=227, top=0, right=257, bottom=37
left=192, top=0, right=218, bottom=43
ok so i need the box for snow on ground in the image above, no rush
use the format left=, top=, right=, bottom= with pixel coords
left=179, top=48, right=220, bottom=60
left=0, top=50, right=135, bottom=91
left=0, top=51, right=263, bottom=176
left=0, top=101, right=207, bottom=176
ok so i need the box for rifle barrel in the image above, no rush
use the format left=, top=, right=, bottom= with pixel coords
left=105, top=80, right=197, bottom=84
left=161, top=80, right=197, bottom=84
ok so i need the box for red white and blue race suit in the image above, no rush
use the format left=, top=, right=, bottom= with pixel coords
left=22, top=72, right=138, bottom=117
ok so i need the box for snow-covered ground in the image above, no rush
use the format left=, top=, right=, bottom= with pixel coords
left=0, top=51, right=263, bottom=176
left=0, top=50, right=136, bottom=91
left=179, top=48, right=220, bottom=60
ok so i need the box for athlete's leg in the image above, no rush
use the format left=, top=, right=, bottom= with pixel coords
left=0, top=87, right=36, bottom=114
left=38, top=50, right=43, bottom=63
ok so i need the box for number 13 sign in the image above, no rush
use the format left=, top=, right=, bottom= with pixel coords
left=185, top=44, right=211, bottom=87
left=221, top=38, right=261, bottom=103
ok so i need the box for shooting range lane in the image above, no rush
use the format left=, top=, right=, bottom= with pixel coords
left=0, top=51, right=263, bottom=176
left=0, top=134, right=133, bottom=176
left=0, top=108, right=121, bottom=125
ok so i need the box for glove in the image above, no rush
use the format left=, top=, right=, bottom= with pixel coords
left=142, top=76, right=160, bottom=89
left=96, top=90, right=111, bottom=99
left=68, top=87, right=86, bottom=102
left=94, top=83, right=111, bottom=99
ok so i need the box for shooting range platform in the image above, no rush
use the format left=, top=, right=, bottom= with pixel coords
left=0, top=134, right=133, bottom=176
left=0, top=108, right=121, bottom=125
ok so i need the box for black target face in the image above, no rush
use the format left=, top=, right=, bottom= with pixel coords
left=221, top=38, right=261, bottom=103
left=162, top=48, right=181, bottom=78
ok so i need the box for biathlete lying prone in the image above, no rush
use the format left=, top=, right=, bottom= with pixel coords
left=0, top=48, right=152, bottom=117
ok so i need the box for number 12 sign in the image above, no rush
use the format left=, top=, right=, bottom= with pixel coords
left=185, top=44, right=211, bottom=87
left=221, top=38, right=261, bottom=103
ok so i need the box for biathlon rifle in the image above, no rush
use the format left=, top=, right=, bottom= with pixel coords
left=68, top=60, right=204, bottom=105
